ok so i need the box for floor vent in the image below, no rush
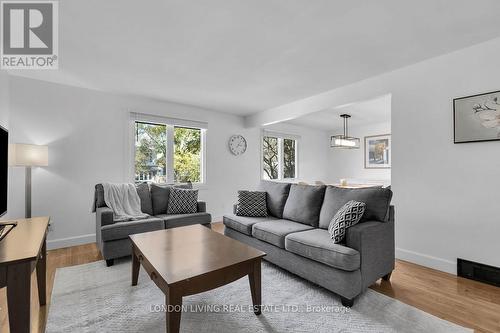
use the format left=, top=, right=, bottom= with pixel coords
left=457, top=258, right=500, bottom=287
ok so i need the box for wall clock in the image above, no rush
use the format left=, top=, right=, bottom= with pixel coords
left=228, top=134, right=247, bottom=155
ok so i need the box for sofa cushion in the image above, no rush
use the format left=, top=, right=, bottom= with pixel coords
left=318, top=186, right=393, bottom=229
left=156, top=213, right=211, bottom=229
left=150, top=183, right=193, bottom=215
left=167, top=188, right=199, bottom=214
left=223, top=214, right=278, bottom=236
left=101, top=217, right=164, bottom=241
left=258, top=181, right=291, bottom=218
left=282, top=184, right=326, bottom=226
left=150, top=184, right=172, bottom=215
left=136, top=182, right=153, bottom=215
left=285, top=229, right=360, bottom=271
left=252, top=220, right=313, bottom=248
left=236, top=190, right=267, bottom=217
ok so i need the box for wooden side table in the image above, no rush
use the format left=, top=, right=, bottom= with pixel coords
left=0, top=216, right=50, bottom=333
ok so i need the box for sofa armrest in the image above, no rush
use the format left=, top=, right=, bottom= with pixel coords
left=96, top=207, right=115, bottom=228
left=345, top=207, right=395, bottom=289
left=197, top=201, right=207, bottom=213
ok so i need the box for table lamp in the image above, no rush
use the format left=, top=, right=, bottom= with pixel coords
left=9, top=144, right=48, bottom=218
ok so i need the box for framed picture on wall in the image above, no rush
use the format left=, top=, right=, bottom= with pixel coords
left=364, top=134, right=391, bottom=169
left=453, top=90, right=500, bottom=143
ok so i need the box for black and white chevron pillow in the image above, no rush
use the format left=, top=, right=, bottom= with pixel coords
left=328, top=200, right=366, bottom=244
left=167, top=188, right=198, bottom=214
left=236, top=191, right=267, bottom=217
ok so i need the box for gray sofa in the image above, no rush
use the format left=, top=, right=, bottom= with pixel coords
left=94, top=183, right=211, bottom=266
left=223, top=181, right=394, bottom=307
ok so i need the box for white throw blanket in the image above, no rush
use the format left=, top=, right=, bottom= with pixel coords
left=102, top=182, right=149, bottom=222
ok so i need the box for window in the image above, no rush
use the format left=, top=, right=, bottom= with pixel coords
left=262, top=136, right=279, bottom=180
left=173, top=126, right=201, bottom=183
left=135, top=122, right=167, bottom=183
left=283, top=138, right=296, bottom=179
left=133, top=115, right=206, bottom=184
left=262, top=133, right=298, bottom=180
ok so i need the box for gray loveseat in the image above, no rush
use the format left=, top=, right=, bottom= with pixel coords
left=223, top=181, right=394, bottom=307
left=94, top=183, right=211, bottom=266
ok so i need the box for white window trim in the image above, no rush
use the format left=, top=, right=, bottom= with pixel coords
left=129, top=113, right=207, bottom=186
left=261, top=130, right=300, bottom=181
left=166, top=124, right=175, bottom=183
left=130, top=112, right=208, bottom=129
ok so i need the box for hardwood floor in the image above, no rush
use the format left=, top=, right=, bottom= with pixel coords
left=1, top=222, right=499, bottom=333
left=0, top=242, right=103, bottom=333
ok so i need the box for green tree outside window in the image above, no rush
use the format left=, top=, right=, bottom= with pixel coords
left=283, top=138, right=296, bottom=179
left=174, top=127, right=201, bottom=183
left=134, top=123, right=202, bottom=183
left=262, top=136, right=279, bottom=179
left=135, top=122, right=167, bottom=182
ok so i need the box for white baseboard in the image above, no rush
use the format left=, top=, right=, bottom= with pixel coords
left=396, top=247, right=456, bottom=275
left=47, top=233, right=96, bottom=250
left=46, top=220, right=223, bottom=250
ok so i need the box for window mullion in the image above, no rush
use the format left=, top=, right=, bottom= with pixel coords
left=278, top=138, right=283, bottom=180
left=166, top=125, right=175, bottom=183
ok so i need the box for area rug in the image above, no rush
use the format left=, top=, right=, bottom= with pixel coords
left=46, top=260, right=471, bottom=333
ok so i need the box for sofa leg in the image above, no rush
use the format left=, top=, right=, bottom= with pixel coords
left=382, top=271, right=392, bottom=281
left=106, top=259, right=114, bottom=267
left=340, top=296, right=354, bottom=307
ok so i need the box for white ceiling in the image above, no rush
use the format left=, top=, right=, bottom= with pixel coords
left=285, top=94, right=391, bottom=131
left=11, top=0, right=500, bottom=115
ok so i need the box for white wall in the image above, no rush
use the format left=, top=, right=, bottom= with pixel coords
left=328, top=121, right=391, bottom=185
left=263, top=122, right=329, bottom=183
left=8, top=77, right=263, bottom=249
left=0, top=73, right=8, bottom=129
left=246, top=37, right=500, bottom=274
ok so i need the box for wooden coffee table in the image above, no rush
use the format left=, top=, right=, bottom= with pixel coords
left=130, top=224, right=266, bottom=333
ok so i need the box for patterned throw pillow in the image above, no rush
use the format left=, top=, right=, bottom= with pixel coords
left=328, top=200, right=366, bottom=244
left=236, top=191, right=267, bottom=217
left=167, top=188, right=199, bottom=214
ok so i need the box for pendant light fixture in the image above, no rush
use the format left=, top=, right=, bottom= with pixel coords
left=330, top=114, right=360, bottom=149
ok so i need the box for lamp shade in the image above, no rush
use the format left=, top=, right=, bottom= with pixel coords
left=330, top=135, right=360, bottom=148
left=9, top=144, right=48, bottom=166
left=330, top=114, right=360, bottom=149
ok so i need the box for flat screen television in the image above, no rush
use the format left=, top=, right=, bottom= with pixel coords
left=0, top=125, right=7, bottom=217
